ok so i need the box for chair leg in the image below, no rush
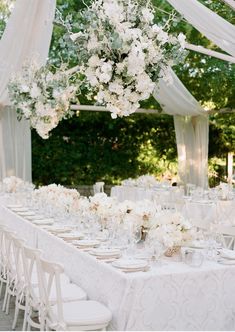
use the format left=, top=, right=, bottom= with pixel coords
left=12, top=297, right=20, bottom=330
left=2, top=286, right=8, bottom=311
left=0, top=280, right=3, bottom=299
left=22, top=308, right=27, bottom=331
left=6, top=292, right=11, bottom=314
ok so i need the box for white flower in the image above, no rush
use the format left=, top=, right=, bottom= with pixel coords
left=116, top=62, right=126, bottom=74
left=157, top=29, right=169, bottom=44
left=87, top=34, right=99, bottom=51
left=85, top=68, right=99, bottom=86
left=88, top=55, right=101, bottom=68
left=127, top=47, right=146, bottom=76
left=21, top=84, right=30, bottom=93
left=100, top=61, right=113, bottom=75
left=103, top=1, right=124, bottom=24
left=30, top=83, right=41, bottom=98
left=136, top=73, right=155, bottom=94
left=161, top=67, right=173, bottom=85
left=141, top=8, right=154, bottom=23
left=99, top=73, right=112, bottom=83
left=70, top=32, right=83, bottom=42
left=178, top=33, right=186, bottom=49
left=109, top=81, right=124, bottom=95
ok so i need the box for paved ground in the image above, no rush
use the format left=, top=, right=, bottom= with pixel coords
left=0, top=284, right=25, bottom=331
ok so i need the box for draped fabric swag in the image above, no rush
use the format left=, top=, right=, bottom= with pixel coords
left=0, top=0, right=56, bottom=181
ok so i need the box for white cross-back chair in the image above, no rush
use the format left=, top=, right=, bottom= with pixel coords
left=2, top=228, right=18, bottom=314
left=22, top=245, right=45, bottom=331
left=215, top=225, right=235, bottom=250
left=37, top=257, right=112, bottom=331
left=23, top=245, right=88, bottom=331
left=11, top=235, right=29, bottom=331
left=0, top=225, right=8, bottom=299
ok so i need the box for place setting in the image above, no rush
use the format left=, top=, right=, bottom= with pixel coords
left=217, top=248, right=235, bottom=265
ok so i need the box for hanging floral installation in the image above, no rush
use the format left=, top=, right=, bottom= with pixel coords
left=73, top=0, right=186, bottom=119
left=8, top=0, right=187, bottom=138
left=8, top=62, right=77, bottom=139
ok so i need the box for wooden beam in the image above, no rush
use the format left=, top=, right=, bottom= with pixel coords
left=70, top=104, right=161, bottom=114
left=208, top=108, right=235, bottom=114
left=220, top=0, right=235, bottom=11
left=71, top=105, right=235, bottom=116
left=185, top=43, right=235, bottom=64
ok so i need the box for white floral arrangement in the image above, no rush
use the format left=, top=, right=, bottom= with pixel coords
left=33, top=184, right=80, bottom=213
left=121, top=174, right=160, bottom=188
left=124, top=199, right=160, bottom=228
left=2, top=176, right=33, bottom=193
left=8, top=62, right=77, bottom=139
left=72, top=0, right=187, bottom=119
left=147, top=211, right=194, bottom=248
left=215, top=182, right=233, bottom=200
left=88, top=193, right=117, bottom=227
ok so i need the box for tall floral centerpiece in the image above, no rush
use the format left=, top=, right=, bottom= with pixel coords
left=72, top=0, right=187, bottom=119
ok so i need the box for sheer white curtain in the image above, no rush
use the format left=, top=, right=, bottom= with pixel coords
left=167, top=0, right=235, bottom=57
left=222, top=0, right=235, bottom=11
left=153, top=69, right=209, bottom=189
left=174, top=115, right=209, bottom=189
left=0, top=0, right=56, bottom=181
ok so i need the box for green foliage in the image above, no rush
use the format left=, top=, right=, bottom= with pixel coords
left=32, top=112, right=177, bottom=185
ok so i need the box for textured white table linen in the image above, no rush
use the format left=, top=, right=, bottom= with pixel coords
left=111, top=186, right=235, bottom=227
left=111, top=185, right=184, bottom=204
left=1, top=198, right=235, bottom=330
left=184, top=200, right=235, bottom=228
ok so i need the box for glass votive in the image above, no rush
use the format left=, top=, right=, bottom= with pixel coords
left=182, top=248, right=204, bottom=267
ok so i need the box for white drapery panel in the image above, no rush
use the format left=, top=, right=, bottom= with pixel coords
left=154, top=70, right=204, bottom=116
left=167, top=0, right=235, bottom=57
left=222, top=0, right=235, bottom=11
left=153, top=69, right=209, bottom=189
left=174, top=115, right=209, bottom=189
left=0, top=0, right=56, bottom=181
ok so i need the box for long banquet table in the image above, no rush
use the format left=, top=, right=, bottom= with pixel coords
left=1, top=196, right=235, bottom=330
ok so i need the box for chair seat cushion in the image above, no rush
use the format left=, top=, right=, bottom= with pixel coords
left=35, top=282, right=87, bottom=303
left=51, top=300, right=112, bottom=327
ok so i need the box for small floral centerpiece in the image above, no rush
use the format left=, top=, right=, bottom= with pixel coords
left=2, top=176, right=32, bottom=193
left=8, top=62, right=77, bottom=139
left=121, top=174, right=160, bottom=188
left=72, top=0, right=187, bottom=119
left=33, top=184, right=80, bottom=213
left=88, top=193, right=117, bottom=228
left=147, top=211, right=195, bottom=253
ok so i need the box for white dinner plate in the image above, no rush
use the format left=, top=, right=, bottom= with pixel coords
left=11, top=207, right=29, bottom=212
left=7, top=204, right=23, bottom=209
left=59, top=233, right=84, bottom=241
left=74, top=239, right=100, bottom=248
left=188, top=241, right=208, bottom=249
left=17, top=211, right=36, bottom=217
left=26, top=215, right=45, bottom=221
left=31, top=218, right=54, bottom=226
left=217, top=259, right=235, bottom=265
left=90, top=248, right=121, bottom=257
left=46, top=226, right=72, bottom=234
left=220, top=249, right=235, bottom=260
left=112, top=259, right=148, bottom=270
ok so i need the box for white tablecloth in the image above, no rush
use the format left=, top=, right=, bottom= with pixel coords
left=111, top=185, right=184, bottom=205
left=1, top=197, right=235, bottom=330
